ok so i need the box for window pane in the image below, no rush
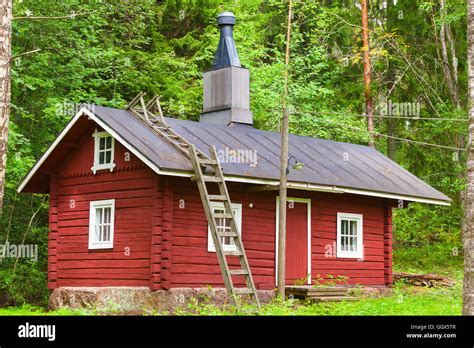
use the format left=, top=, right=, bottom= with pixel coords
left=99, top=137, right=106, bottom=150
left=96, top=208, right=103, bottom=224
left=95, top=225, right=101, bottom=241
left=99, top=152, right=105, bottom=164
left=105, top=151, right=112, bottom=164
left=350, top=220, right=357, bottom=236
left=104, top=225, right=110, bottom=242
left=104, top=207, right=110, bottom=224
left=106, top=136, right=112, bottom=149
left=350, top=220, right=358, bottom=252
left=352, top=236, right=357, bottom=251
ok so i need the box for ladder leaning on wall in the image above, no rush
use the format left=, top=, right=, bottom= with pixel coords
left=125, top=93, right=261, bottom=312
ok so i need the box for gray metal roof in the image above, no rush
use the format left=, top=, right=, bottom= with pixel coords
left=88, top=105, right=450, bottom=204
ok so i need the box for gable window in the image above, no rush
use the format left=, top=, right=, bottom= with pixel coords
left=337, top=213, right=363, bottom=259
left=91, top=130, right=116, bottom=174
left=208, top=202, right=242, bottom=252
left=89, top=199, right=115, bottom=249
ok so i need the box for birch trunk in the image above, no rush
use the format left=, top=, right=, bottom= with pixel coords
left=463, top=0, right=474, bottom=316
left=440, top=0, right=460, bottom=108
left=0, top=0, right=12, bottom=214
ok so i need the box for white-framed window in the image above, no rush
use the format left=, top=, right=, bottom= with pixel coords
left=89, top=199, right=115, bottom=249
left=337, top=213, right=363, bottom=259
left=91, top=130, right=116, bottom=174
left=208, top=202, right=242, bottom=252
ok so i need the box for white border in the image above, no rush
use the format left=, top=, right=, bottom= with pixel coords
left=17, top=107, right=451, bottom=206
left=275, top=197, right=312, bottom=285
left=88, top=199, right=115, bottom=250
left=336, top=212, right=363, bottom=259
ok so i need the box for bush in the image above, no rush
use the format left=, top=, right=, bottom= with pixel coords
left=393, top=243, right=463, bottom=276
left=393, top=203, right=462, bottom=247
left=0, top=226, right=49, bottom=307
left=0, top=261, right=49, bottom=307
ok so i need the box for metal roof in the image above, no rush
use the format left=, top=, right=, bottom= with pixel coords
left=86, top=105, right=450, bottom=204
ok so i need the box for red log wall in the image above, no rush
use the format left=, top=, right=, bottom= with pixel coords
left=51, top=127, right=155, bottom=288
left=165, top=177, right=393, bottom=289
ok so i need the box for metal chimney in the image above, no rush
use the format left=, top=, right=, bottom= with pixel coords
left=200, top=12, right=253, bottom=126
left=212, top=12, right=241, bottom=69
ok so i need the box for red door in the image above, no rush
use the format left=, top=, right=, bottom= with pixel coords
left=285, top=201, right=309, bottom=284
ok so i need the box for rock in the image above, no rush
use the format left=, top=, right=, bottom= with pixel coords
left=49, top=287, right=275, bottom=314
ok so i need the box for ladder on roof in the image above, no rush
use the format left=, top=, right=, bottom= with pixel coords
left=126, top=93, right=261, bottom=312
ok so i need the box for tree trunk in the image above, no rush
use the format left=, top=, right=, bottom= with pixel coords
left=463, top=0, right=474, bottom=316
left=386, top=0, right=396, bottom=160
left=361, top=0, right=375, bottom=148
left=0, top=0, right=12, bottom=214
left=440, top=0, right=460, bottom=108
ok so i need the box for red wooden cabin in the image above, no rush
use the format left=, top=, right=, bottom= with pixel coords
left=18, top=12, right=450, bottom=296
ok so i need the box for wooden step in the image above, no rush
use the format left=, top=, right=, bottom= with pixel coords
left=307, top=291, right=349, bottom=297
left=310, top=287, right=348, bottom=293
left=195, top=175, right=222, bottom=182
left=229, top=269, right=248, bottom=276
left=191, top=175, right=221, bottom=182
left=208, top=195, right=227, bottom=201
left=199, top=159, right=219, bottom=166
left=287, top=286, right=348, bottom=294
left=310, top=296, right=357, bottom=303
left=223, top=250, right=242, bottom=256
left=165, top=134, right=180, bottom=139
left=306, top=289, right=348, bottom=295
left=214, top=213, right=233, bottom=219
left=217, top=231, right=239, bottom=237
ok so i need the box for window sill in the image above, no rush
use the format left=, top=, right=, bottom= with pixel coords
left=336, top=252, right=364, bottom=259
left=91, top=163, right=116, bottom=175
left=89, top=243, right=113, bottom=250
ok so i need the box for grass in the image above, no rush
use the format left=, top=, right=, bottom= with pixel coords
left=0, top=245, right=463, bottom=316
left=0, top=279, right=462, bottom=316
left=169, top=279, right=462, bottom=316
left=0, top=304, right=90, bottom=316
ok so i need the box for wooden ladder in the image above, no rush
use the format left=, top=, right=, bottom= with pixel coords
left=188, top=145, right=261, bottom=311
left=126, top=93, right=261, bottom=311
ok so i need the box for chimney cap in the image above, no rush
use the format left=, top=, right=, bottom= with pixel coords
left=217, top=12, right=236, bottom=26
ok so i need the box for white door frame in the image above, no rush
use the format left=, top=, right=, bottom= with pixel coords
left=275, top=196, right=312, bottom=285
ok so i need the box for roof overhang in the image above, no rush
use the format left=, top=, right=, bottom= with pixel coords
left=18, top=106, right=451, bottom=206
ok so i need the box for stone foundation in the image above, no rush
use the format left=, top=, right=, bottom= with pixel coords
left=49, top=287, right=276, bottom=314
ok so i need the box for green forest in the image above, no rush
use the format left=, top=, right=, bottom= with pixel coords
left=0, top=0, right=467, bottom=312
